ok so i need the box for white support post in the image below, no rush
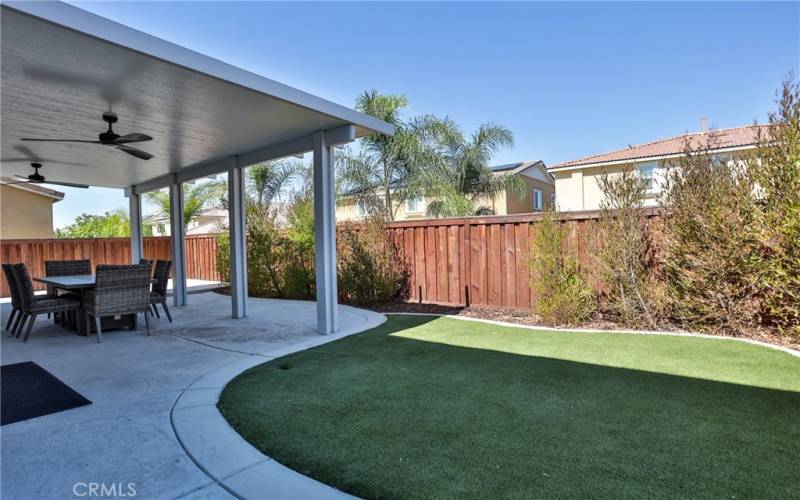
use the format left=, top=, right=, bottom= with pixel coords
left=313, top=130, right=338, bottom=334
left=128, top=190, right=143, bottom=264
left=169, top=181, right=187, bottom=306
left=228, top=164, right=248, bottom=318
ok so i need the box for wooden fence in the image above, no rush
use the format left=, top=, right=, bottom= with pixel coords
left=386, top=209, right=662, bottom=309
left=2, top=210, right=660, bottom=307
left=1, top=235, right=220, bottom=297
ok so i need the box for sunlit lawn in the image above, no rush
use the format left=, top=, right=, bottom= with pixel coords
left=219, top=315, right=800, bottom=499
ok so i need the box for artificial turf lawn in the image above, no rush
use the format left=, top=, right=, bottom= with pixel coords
left=218, top=315, right=800, bottom=499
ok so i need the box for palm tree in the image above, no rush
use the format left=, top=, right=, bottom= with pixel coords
left=145, top=180, right=225, bottom=231
left=247, top=159, right=306, bottom=206
left=423, top=121, right=523, bottom=217
left=336, top=90, right=443, bottom=221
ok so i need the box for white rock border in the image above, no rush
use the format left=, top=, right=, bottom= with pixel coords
left=171, top=307, right=387, bottom=500
left=388, top=312, right=800, bottom=358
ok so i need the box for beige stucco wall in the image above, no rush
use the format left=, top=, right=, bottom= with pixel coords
left=337, top=196, right=443, bottom=222
left=506, top=177, right=556, bottom=213
left=336, top=181, right=556, bottom=222
left=0, top=185, right=57, bottom=239
left=552, top=161, right=662, bottom=211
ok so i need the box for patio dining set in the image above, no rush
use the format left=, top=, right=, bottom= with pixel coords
left=2, top=259, right=173, bottom=343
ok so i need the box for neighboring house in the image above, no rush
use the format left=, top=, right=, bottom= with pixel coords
left=0, top=178, right=64, bottom=239
left=549, top=125, right=764, bottom=211
left=147, top=204, right=290, bottom=236
left=147, top=207, right=229, bottom=237
left=337, top=160, right=555, bottom=221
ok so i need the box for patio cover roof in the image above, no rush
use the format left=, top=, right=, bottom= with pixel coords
left=1, top=1, right=394, bottom=190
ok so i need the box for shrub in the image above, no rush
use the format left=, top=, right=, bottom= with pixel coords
left=638, top=77, right=800, bottom=339
left=660, top=133, right=762, bottom=335
left=282, top=195, right=316, bottom=299
left=337, top=216, right=404, bottom=306
left=529, top=212, right=595, bottom=325
left=215, top=203, right=315, bottom=300
left=750, top=77, right=800, bottom=337
left=595, top=167, right=665, bottom=328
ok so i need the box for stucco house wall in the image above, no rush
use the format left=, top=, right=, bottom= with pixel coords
left=0, top=183, right=62, bottom=239
left=552, top=162, right=662, bottom=211
left=550, top=126, right=762, bottom=211
left=507, top=176, right=556, bottom=213
left=336, top=160, right=554, bottom=221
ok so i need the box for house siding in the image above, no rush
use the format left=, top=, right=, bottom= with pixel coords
left=553, top=161, right=663, bottom=211
left=0, top=185, right=57, bottom=239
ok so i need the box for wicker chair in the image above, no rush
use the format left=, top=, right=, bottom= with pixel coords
left=82, top=264, right=152, bottom=342
left=44, top=259, right=90, bottom=329
left=11, top=263, right=81, bottom=343
left=2, top=264, right=24, bottom=336
left=149, top=260, right=172, bottom=322
left=139, top=259, right=154, bottom=275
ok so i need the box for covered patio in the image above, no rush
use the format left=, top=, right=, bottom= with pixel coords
left=1, top=3, right=392, bottom=498
left=1, top=1, right=393, bottom=335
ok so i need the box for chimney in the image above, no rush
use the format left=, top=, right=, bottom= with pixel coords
left=701, top=115, right=708, bottom=132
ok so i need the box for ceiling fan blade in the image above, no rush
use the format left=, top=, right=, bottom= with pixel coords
left=1, top=180, right=32, bottom=185
left=2, top=157, right=85, bottom=166
left=112, top=133, right=153, bottom=144
left=20, top=138, right=100, bottom=143
left=41, top=180, right=89, bottom=189
left=13, top=174, right=29, bottom=180
left=115, top=144, right=153, bottom=160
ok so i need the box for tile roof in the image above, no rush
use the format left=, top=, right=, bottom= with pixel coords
left=551, top=125, right=767, bottom=170
left=491, top=160, right=545, bottom=174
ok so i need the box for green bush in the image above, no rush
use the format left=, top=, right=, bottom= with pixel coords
left=660, top=135, right=762, bottom=335
left=216, top=197, right=404, bottom=307
left=750, top=79, right=800, bottom=337
left=215, top=203, right=315, bottom=300
left=337, top=217, right=404, bottom=306
left=657, top=77, right=800, bottom=339
left=529, top=212, right=595, bottom=325
left=282, top=195, right=316, bottom=299
left=595, top=168, right=666, bottom=328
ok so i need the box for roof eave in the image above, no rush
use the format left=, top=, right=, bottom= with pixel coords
left=548, top=144, right=758, bottom=173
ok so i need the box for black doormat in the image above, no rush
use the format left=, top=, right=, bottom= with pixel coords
left=1, top=361, right=91, bottom=425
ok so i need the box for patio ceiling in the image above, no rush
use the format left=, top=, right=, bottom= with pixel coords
left=1, top=2, right=393, bottom=189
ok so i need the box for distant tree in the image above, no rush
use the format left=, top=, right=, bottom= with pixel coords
left=247, top=159, right=306, bottom=206
left=145, top=180, right=225, bottom=231
left=55, top=208, right=152, bottom=238
left=336, top=90, right=442, bottom=221
left=423, top=121, right=522, bottom=217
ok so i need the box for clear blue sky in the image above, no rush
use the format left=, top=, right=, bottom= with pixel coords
left=53, top=1, right=799, bottom=228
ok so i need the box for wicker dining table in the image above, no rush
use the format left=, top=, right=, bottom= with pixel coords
left=33, top=274, right=155, bottom=335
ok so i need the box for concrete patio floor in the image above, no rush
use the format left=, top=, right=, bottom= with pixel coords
left=1, top=292, right=385, bottom=499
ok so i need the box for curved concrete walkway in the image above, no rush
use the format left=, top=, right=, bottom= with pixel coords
left=169, top=300, right=385, bottom=499
left=0, top=293, right=384, bottom=500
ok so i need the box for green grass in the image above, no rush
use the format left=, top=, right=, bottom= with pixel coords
left=219, top=315, right=800, bottom=499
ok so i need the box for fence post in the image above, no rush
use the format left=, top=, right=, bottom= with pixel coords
left=464, top=217, right=471, bottom=308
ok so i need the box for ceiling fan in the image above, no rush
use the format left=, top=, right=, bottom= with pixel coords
left=1, top=162, right=88, bottom=189
left=21, top=112, right=154, bottom=160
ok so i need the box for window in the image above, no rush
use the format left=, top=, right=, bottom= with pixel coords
left=550, top=192, right=556, bottom=208
left=405, top=196, right=425, bottom=213
left=356, top=200, right=368, bottom=217
left=639, top=165, right=655, bottom=192
left=533, top=189, right=543, bottom=211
